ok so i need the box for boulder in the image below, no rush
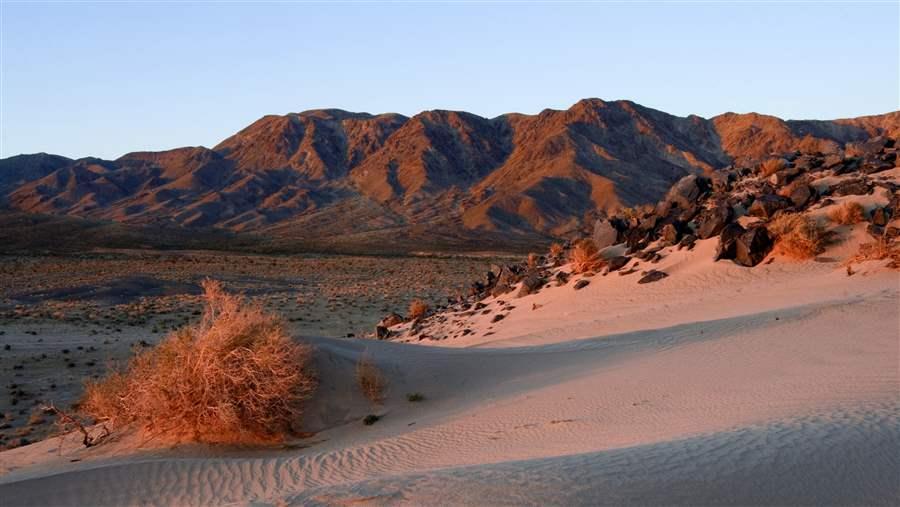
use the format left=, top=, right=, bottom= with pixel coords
left=678, top=234, right=697, bottom=250
left=748, top=194, right=792, bottom=219
left=696, top=204, right=733, bottom=239
left=830, top=179, right=871, bottom=197
left=638, top=270, right=668, bottom=284
left=375, top=326, right=391, bottom=340
left=734, top=226, right=773, bottom=267
left=657, top=175, right=710, bottom=215
left=822, top=154, right=844, bottom=170
left=768, top=166, right=800, bottom=187
left=378, top=312, right=404, bottom=328
left=517, top=274, right=546, bottom=298
left=592, top=219, right=619, bottom=249
left=710, top=170, right=734, bottom=193
left=606, top=255, right=631, bottom=272
left=871, top=207, right=891, bottom=227
left=573, top=279, right=590, bottom=290
left=787, top=184, right=816, bottom=208
left=715, top=223, right=746, bottom=261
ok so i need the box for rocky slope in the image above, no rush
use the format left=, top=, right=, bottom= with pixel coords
left=2, top=100, right=898, bottom=250
left=380, top=137, right=900, bottom=342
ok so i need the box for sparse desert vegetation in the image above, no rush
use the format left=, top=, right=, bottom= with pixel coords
left=759, top=157, right=786, bottom=176
left=355, top=354, right=387, bottom=404
left=846, top=236, right=900, bottom=268
left=81, top=280, right=317, bottom=444
left=828, top=201, right=867, bottom=225
left=569, top=239, right=603, bottom=274
left=0, top=251, right=497, bottom=447
left=407, top=300, right=430, bottom=321
left=768, top=213, right=826, bottom=259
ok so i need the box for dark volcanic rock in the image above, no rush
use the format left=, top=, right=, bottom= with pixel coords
left=787, top=184, right=816, bottom=208
left=517, top=274, right=546, bottom=298
left=573, top=279, right=590, bottom=290
left=657, top=175, right=710, bottom=216
left=607, top=255, right=631, bottom=272
left=748, top=194, right=792, bottom=219
left=696, top=204, right=733, bottom=239
left=715, top=223, right=746, bottom=261
left=734, top=226, right=773, bottom=267
left=830, top=179, right=871, bottom=197
left=871, top=207, right=891, bottom=227
left=638, top=270, right=668, bottom=284
left=375, top=326, right=391, bottom=340
left=379, top=313, right=404, bottom=328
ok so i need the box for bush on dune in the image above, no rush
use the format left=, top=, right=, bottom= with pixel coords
left=569, top=239, right=603, bottom=274
left=768, top=213, right=826, bottom=259
left=82, top=279, right=317, bottom=444
left=846, top=236, right=900, bottom=269
left=356, top=354, right=387, bottom=404
left=828, top=201, right=866, bottom=225
left=408, top=299, right=429, bottom=321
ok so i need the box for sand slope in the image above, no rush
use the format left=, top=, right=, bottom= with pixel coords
left=1, top=237, right=898, bottom=505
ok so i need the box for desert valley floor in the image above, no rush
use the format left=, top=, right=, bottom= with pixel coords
left=0, top=221, right=897, bottom=505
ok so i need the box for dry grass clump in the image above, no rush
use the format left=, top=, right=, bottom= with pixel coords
left=569, top=239, right=603, bottom=274
left=407, top=299, right=429, bottom=321
left=768, top=213, right=826, bottom=259
left=548, top=243, right=565, bottom=259
left=828, top=201, right=866, bottom=225
left=81, top=279, right=316, bottom=444
left=759, top=158, right=786, bottom=177
left=846, top=236, right=900, bottom=268
left=356, top=354, right=387, bottom=404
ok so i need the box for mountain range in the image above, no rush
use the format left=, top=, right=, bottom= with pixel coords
left=2, top=98, right=897, bottom=252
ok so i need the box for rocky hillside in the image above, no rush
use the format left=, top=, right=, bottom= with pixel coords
left=2, top=100, right=897, bottom=251
left=380, top=136, right=900, bottom=342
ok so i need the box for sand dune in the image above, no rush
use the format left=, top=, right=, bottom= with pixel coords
left=1, top=230, right=898, bottom=505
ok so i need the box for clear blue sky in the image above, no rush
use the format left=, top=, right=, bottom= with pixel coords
left=1, top=1, right=898, bottom=160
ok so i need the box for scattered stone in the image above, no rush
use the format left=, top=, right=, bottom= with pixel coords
left=734, top=226, right=773, bottom=267
left=606, top=256, right=631, bottom=272
left=715, top=223, right=746, bottom=261
left=517, top=274, right=546, bottom=298
left=592, top=219, right=619, bottom=249
left=696, top=204, right=733, bottom=239
left=573, top=279, right=590, bottom=290
left=748, top=194, right=792, bottom=219
left=638, top=270, right=668, bottom=284
left=871, top=207, right=890, bottom=227
left=379, top=313, right=404, bottom=328
left=491, top=314, right=506, bottom=323
left=830, top=179, right=871, bottom=197
left=787, top=184, right=816, bottom=208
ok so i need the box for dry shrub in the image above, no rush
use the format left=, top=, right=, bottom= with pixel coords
left=548, top=243, right=565, bottom=259
left=828, top=201, right=866, bottom=225
left=846, top=236, right=900, bottom=268
left=526, top=252, right=541, bottom=269
left=768, top=213, right=825, bottom=259
left=569, top=239, right=603, bottom=273
left=356, top=354, right=387, bottom=404
left=81, top=280, right=316, bottom=444
left=408, top=299, right=429, bottom=320
left=759, top=158, right=786, bottom=177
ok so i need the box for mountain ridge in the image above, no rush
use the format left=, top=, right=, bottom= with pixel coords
left=2, top=99, right=897, bottom=251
